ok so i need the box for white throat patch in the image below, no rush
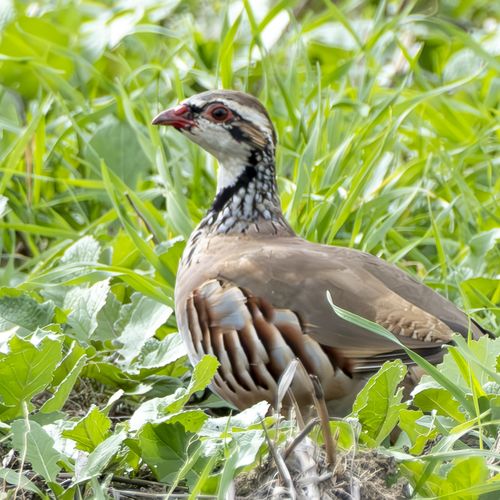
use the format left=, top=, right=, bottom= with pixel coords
left=217, top=156, right=246, bottom=191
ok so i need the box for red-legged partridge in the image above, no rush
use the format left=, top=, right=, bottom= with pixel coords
left=152, top=90, right=486, bottom=416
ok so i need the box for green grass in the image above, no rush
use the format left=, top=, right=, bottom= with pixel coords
left=0, top=0, right=499, bottom=498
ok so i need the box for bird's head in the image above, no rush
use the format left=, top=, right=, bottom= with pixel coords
left=152, top=90, right=276, bottom=190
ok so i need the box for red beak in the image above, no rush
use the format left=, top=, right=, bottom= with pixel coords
left=151, top=104, right=195, bottom=129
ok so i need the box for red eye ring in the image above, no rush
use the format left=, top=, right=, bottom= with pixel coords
left=208, top=105, right=232, bottom=122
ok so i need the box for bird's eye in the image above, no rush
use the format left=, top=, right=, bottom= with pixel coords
left=210, top=106, right=230, bottom=121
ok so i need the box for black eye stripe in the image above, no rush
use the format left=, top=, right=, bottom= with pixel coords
left=188, top=104, right=203, bottom=113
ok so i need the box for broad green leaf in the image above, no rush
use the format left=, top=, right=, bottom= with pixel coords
left=138, top=374, right=185, bottom=399
left=83, top=360, right=137, bottom=389
left=115, top=292, right=172, bottom=364
left=40, top=352, right=87, bottom=413
left=102, top=389, right=125, bottom=415
left=129, top=394, right=182, bottom=431
left=435, top=481, right=500, bottom=500
left=30, top=410, right=66, bottom=427
left=441, top=335, right=500, bottom=388
left=162, top=435, right=205, bottom=496
left=222, top=400, right=270, bottom=428
left=129, top=355, right=219, bottom=430
left=186, top=354, right=220, bottom=396
left=64, top=280, right=110, bottom=343
left=129, top=406, right=207, bottom=434
left=138, top=421, right=201, bottom=483
left=85, top=119, right=150, bottom=186
left=469, top=229, right=500, bottom=259
left=439, top=456, right=490, bottom=498
left=132, top=334, right=187, bottom=372
left=11, top=419, right=64, bottom=483
left=412, top=387, right=466, bottom=422
left=201, top=401, right=270, bottom=437
left=0, top=467, right=45, bottom=497
left=166, top=354, right=220, bottom=414
left=62, top=406, right=112, bottom=452
left=55, top=236, right=102, bottom=282
left=50, top=341, right=87, bottom=387
left=161, top=409, right=208, bottom=433
left=313, top=420, right=357, bottom=451
left=0, top=288, right=54, bottom=333
left=398, top=409, right=437, bottom=454
left=350, top=360, right=407, bottom=446
left=0, top=335, right=62, bottom=419
left=111, top=230, right=141, bottom=268
left=92, top=291, right=122, bottom=342
left=225, top=429, right=265, bottom=469
left=74, top=430, right=127, bottom=483
left=60, top=236, right=101, bottom=265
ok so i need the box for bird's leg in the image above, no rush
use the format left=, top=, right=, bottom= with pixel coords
left=261, top=419, right=298, bottom=500
left=310, top=374, right=337, bottom=466
left=283, top=417, right=320, bottom=460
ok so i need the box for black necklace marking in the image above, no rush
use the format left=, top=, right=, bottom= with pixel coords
left=210, top=165, right=258, bottom=214
left=248, top=149, right=262, bottom=166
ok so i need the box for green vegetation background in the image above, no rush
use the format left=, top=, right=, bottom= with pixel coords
left=0, top=0, right=499, bottom=498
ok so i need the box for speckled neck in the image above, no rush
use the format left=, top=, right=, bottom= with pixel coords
left=197, top=146, right=291, bottom=235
